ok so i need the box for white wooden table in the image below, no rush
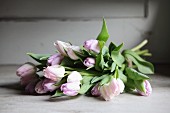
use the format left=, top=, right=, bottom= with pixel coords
left=0, top=65, right=170, bottom=113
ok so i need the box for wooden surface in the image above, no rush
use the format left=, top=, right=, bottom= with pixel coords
left=0, top=65, right=170, bottom=113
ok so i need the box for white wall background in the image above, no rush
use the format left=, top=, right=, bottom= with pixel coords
left=0, top=0, right=169, bottom=64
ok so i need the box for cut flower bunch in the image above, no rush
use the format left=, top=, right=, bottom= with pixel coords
left=16, top=19, right=154, bottom=101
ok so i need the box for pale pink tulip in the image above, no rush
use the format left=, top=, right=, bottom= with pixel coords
left=137, top=80, right=152, bottom=96
left=91, top=84, right=101, bottom=96
left=83, top=57, right=95, bottom=67
left=67, top=71, right=82, bottom=83
left=16, top=62, right=37, bottom=77
left=83, top=39, right=100, bottom=53
left=60, top=82, right=80, bottom=96
left=43, top=78, right=58, bottom=92
left=43, top=65, right=65, bottom=81
left=35, top=80, right=48, bottom=94
left=100, top=78, right=125, bottom=101
left=48, top=53, right=64, bottom=66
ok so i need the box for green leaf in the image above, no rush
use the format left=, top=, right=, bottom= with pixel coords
left=101, top=46, right=109, bottom=55
left=97, top=18, right=109, bottom=43
left=114, top=43, right=124, bottom=51
left=60, top=57, right=75, bottom=67
left=91, top=74, right=108, bottom=84
left=109, top=42, right=116, bottom=54
left=79, top=84, right=93, bottom=94
left=118, top=69, right=127, bottom=83
left=111, top=62, right=116, bottom=72
left=134, top=80, right=146, bottom=92
left=124, top=53, right=154, bottom=74
left=125, top=78, right=136, bottom=90
left=126, top=67, right=150, bottom=80
left=51, top=90, right=65, bottom=98
left=95, top=53, right=105, bottom=71
left=99, top=75, right=112, bottom=86
left=113, top=68, right=119, bottom=78
left=27, top=53, right=50, bottom=64
left=111, top=51, right=125, bottom=67
left=79, top=76, right=93, bottom=94
left=98, top=41, right=105, bottom=50
left=54, top=77, right=67, bottom=87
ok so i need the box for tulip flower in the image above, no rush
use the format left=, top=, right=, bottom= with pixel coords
left=43, top=65, right=65, bottom=81
left=25, top=79, right=39, bottom=94
left=137, top=80, right=152, bottom=96
left=91, top=84, right=101, bottom=96
left=54, top=40, right=80, bottom=60
left=54, top=40, right=71, bottom=56
left=99, top=78, right=125, bottom=101
left=43, top=78, right=58, bottom=92
left=16, top=62, right=37, bottom=86
left=16, top=62, right=37, bottom=77
left=67, top=46, right=80, bottom=60
left=47, top=53, right=64, bottom=66
left=35, top=80, right=48, bottom=94
left=83, top=39, right=100, bottom=53
left=83, top=57, right=95, bottom=67
left=60, top=82, right=80, bottom=96
left=20, top=74, right=37, bottom=86
left=67, top=71, right=82, bottom=83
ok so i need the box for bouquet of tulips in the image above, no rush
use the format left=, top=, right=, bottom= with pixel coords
left=16, top=19, right=154, bottom=101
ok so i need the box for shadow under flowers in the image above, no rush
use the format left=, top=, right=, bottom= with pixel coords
left=0, top=82, right=25, bottom=95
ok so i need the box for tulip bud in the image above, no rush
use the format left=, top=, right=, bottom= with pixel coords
left=54, top=40, right=71, bottom=56
left=83, top=57, right=95, bottom=67
left=91, top=84, right=101, bottom=96
left=44, top=65, right=65, bottom=81
left=67, top=71, right=82, bottom=83
left=35, top=80, right=48, bottom=94
left=137, top=80, right=152, bottom=96
left=67, top=46, right=80, bottom=60
left=43, top=79, right=58, bottom=92
left=83, top=39, right=100, bottom=53
left=25, top=79, right=39, bottom=94
left=54, top=40, right=80, bottom=60
left=48, top=53, right=64, bottom=66
left=20, top=74, right=37, bottom=86
left=16, top=62, right=37, bottom=77
left=99, top=78, right=125, bottom=101
left=117, top=78, right=125, bottom=93
left=60, top=82, right=80, bottom=96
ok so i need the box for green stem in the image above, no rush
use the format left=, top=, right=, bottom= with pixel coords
left=136, top=49, right=149, bottom=55
left=131, top=40, right=148, bottom=52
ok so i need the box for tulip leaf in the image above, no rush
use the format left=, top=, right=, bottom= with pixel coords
left=60, top=57, right=75, bottom=67
left=99, top=75, right=112, bottom=86
left=51, top=90, right=65, bottom=98
left=114, top=43, right=124, bottom=51
left=118, top=69, right=127, bottom=83
left=124, top=78, right=136, bottom=92
left=27, top=53, right=51, bottom=64
left=123, top=50, right=154, bottom=74
left=95, top=53, right=105, bottom=71
left=111, top=51, right=125, bottom=67
left=101, top=46, right=109, bottom=55
left=126, top=67, right=149, bottom=80
left=134, top=80, right=146, bottom=93
left=79, top=76, right=93, bottom=94
left=91, top=74, right=109, bottom=84
left=109, top=42, right=123, bottom=55
left=111, top=62, right=116, bottom=72
left=98, top=40, right=105, bottom=50
left=109, top=42, right=116, bottom=54
left=97, top=18, right=109, bottom=43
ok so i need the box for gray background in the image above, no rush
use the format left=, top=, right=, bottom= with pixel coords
left=0, top=0, right=169, bottom=64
